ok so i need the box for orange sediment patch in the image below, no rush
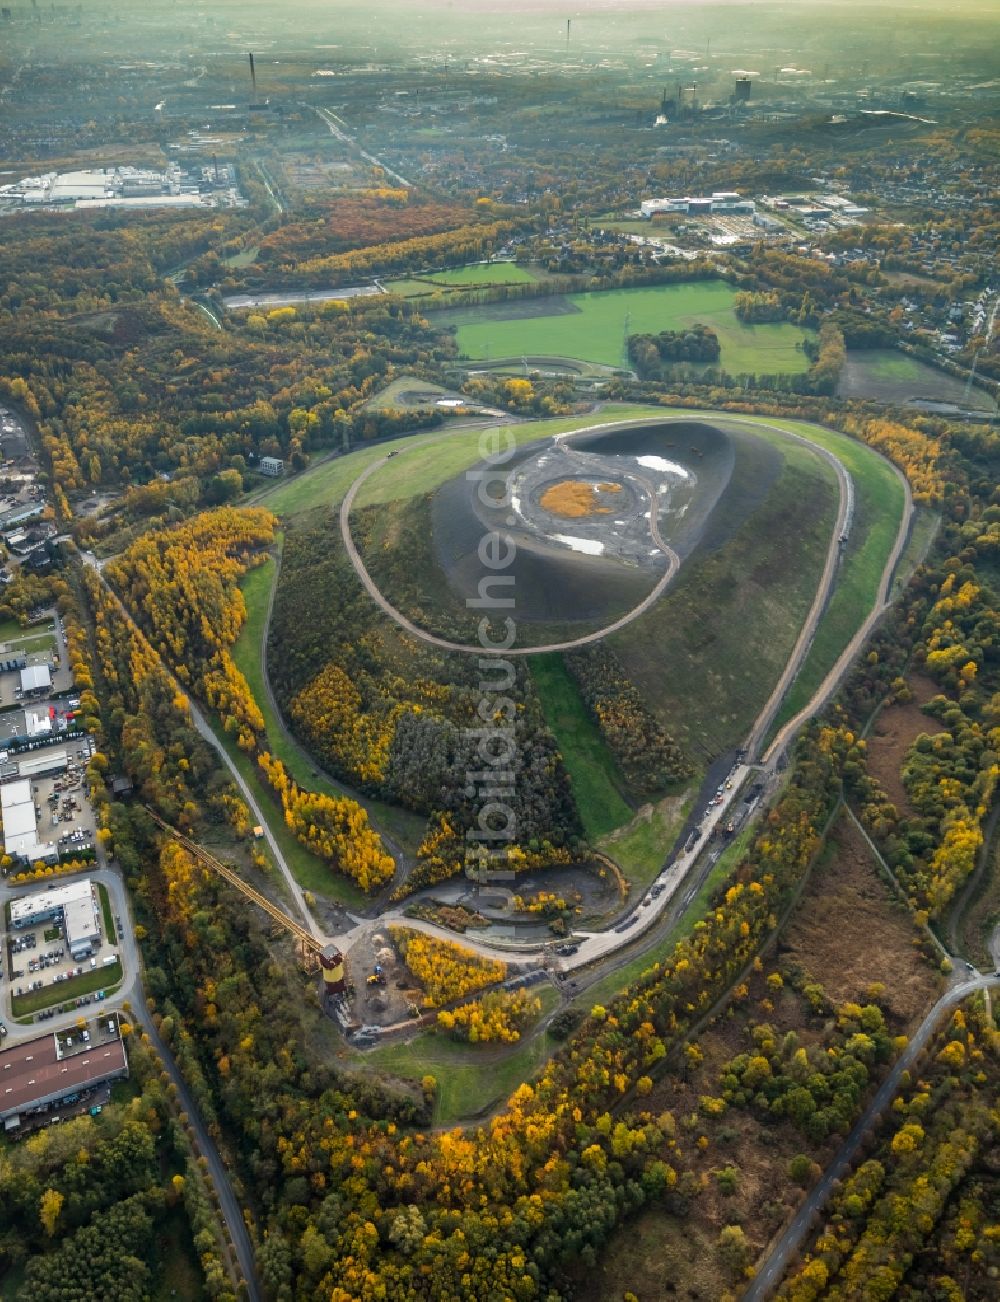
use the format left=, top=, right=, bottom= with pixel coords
left=539, top=479, right=623, bottom=518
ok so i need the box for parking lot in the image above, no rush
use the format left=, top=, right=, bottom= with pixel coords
left=0, top=694, right=84, bottom=745
left=23, top=760, right=98, bottom=852
left=7, top=892, right=123, bottom=1017
left=0, top=612, right=75, bottom=707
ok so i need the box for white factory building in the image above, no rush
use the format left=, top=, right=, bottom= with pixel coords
left=640, top=192, right=756, bottom=218
left=1, top=778, right=47, bottom=861
left=9, top=878, right=102, bottom=960
left=19, top=664, right=51, bottom=695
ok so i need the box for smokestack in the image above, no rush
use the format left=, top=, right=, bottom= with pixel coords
left=249, top=51, right=256, bottom=100
left=213, top=153, right=220, bottom=183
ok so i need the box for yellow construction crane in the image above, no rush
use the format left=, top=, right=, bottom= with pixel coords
left=144, top=808, right=345, bottom=992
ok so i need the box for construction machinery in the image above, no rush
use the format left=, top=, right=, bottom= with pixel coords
left=144, top=808, right=345, bottom=994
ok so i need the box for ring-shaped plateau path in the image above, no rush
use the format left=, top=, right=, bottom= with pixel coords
left=339, top=414, right=850, bottom=676
left=339, top=424, right=681, bottom=656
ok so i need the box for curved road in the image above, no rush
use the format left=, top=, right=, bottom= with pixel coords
left=338, top=431, right=681, bottom=657
left=80, top=407, right=912, bottom=985
left=0, top=866, right=261, bottom=1300
left=79, top=554, right=321, bottom=941
left=47, top=414, right=913, bottom=1299
left=338, top=413, right=859, bottom=665
left=740, top=421, right=853, bottom=758
left=743, top=973, right=1000, bottom=1301
left=763, top=459, right=913, bottom=765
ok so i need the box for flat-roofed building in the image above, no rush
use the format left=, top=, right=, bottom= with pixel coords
left=19, top=664, right=51, bottom=695
left=9, top=878, right=101, bottom=958
left=24, top=707, right=52, bottom=739
left=0, top=1019, right=128, bottom=1130
left=16, top=747, right=68, bottom=780
left=0, top=778, right=43, bottom=859
left=259, top=456, right=284, bottom=477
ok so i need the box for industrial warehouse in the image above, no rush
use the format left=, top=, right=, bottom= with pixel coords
left=640, top=191, right=757, bottom=217
left=9, top=879, right=102, bottom=960
left=0, top=1016, right=127, bottom=1133
left=0, top=778, right=52, bottom=862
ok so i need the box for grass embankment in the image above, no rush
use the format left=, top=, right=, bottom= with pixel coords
left=200, top=712, right=365, bottom=908
left=528, top=654, right=632, bottom=841
left=9, top=633, right=55, bottom=655
left=98, top=882, right=114, bottom=939
left=361, top=984, right=561, bottom=1124
left=254, top=404, right=672, bottom=518
left=891, top=506, right=940, bottom=599
left=767, top=419, right=907, bottom=735
left=611, top=432, right=838, bottom=760
left=597, top=789, right=695, bottom=897
left=234, top=556, right=425, bottom=862
left=439, top=281, right=812, bottom=377
left=363, top=376, right=451, bottom=412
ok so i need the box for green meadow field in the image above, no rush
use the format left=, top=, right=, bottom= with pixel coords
left=440, top=280, right=812, bottom=376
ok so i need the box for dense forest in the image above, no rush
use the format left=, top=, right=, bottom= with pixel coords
left=0, top=1035, right=227, bottom=1301
left=71, top=406, right=993, bottom=1300
left=269, top=516, right=584, bottom=890
left=0, top=35, right=997, bottom=1297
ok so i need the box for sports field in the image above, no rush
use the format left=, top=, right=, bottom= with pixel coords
left=440, top=281, right=812, bottom=376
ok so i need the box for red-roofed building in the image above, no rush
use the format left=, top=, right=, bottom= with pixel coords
left=0, top=1018, right=128, bottom=1131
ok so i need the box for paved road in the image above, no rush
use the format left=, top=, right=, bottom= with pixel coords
left=79, top=554, right=320, bottom=940
left=0, top=865, right=138, bottom=1044
left=0, top=866, right=261, bottom=1299
left=338, top=420, right=682, bottom=657
left=743, top=422, right=852, bottom=758
left=763, top=458, right=913, bottom=764
left=72, top=412, right=912, bottom=1005
left=132, top=997, right=261, bottom=1301
left=186, top=699, right=321, bottom=939
left=743, top=973, right=1000, bottom=1301
left=329, top=413, right=910, bottom=975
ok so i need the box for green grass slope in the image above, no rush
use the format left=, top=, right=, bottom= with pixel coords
left=528, top=654, right=632, bottom=840
left=610, top=435, right=838, bottom=760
